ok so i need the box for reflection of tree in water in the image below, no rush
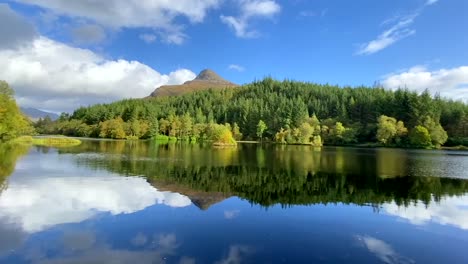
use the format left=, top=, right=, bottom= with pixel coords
left=63, top=141, right=468, bottom=208
left=0, top=143, right=30, bottom=192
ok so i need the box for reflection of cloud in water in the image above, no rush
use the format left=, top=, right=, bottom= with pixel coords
left=224, top=210, right=240, bottom=219
left=34, top=231, right=185, bottom=264
left=131, top=232, right=148, bottom=247
left=0, top=223, right=25, bottom=256
left=356, top=235, right=414, bottom=264
left=0, top=176, right=191, bottom=233
left=215, top=245, right=253, bottom=264
left=383, top=196, right=468, bottom=230
left=62, top=230, right=96, bottom=251
left=179, top=256, right=196, bottom=264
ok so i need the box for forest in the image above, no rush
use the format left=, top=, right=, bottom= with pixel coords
left=1, top=78, right=467, bottom=148
left=33, top=78, right=468, bottom=148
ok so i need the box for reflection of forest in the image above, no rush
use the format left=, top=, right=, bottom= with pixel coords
left=0, top=143, right=30, bottom=192
left=63, top=141, right=468, bottom=208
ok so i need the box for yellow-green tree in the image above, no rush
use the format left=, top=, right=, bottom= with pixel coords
left=0, top=81, right=34, bottom=141
left=422, top=116, right=448, bottom=148
left=409, top=125, right=432, bottom=148
left=376, top=115, right=408, bottom=145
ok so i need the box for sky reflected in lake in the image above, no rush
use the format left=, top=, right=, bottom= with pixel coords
left=0, top=142, right=467, bottom=264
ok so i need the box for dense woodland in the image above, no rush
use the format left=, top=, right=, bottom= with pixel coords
left=34, top=78, right=468, bottom=148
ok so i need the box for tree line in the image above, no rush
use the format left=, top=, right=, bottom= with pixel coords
left=22, top=78, right=468, bottom=148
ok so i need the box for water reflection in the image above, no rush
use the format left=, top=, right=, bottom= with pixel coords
left=0, top=141, right=468, bottom=263
left=355, top=235, right=414, bottom=264
left=382, top=196, right=468, bottom=230
left=0, top=176, right=191, bottom=233
left=54, top=142, right=468, bottom=209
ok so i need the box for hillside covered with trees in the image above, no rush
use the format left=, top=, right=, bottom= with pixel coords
left=34, top=78, right=468, bottom=148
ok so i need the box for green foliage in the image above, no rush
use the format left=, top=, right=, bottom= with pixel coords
left=0, top=81, right=34, bottom=140
left=256, top=120, right=267, bottom=140
left=409, top=126, right=432, bottom=148
left=422, top=116, right=448, bottom=148
left=42, top=78, right=466, bottom=147
left=232, top=122, right=243, bottom=141
left=13, top=136, right=81, bottom=147
left=376, top=115, right=408, bottom=146
left=154, top=134, right=169, bottom=141
left=208, top=124, right=236, bottom=146
left=99, top=118, right=126, bottom=139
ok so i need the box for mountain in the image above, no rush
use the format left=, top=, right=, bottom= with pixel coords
left=21, top=107, right=59, bottom=121
left=148, top=69, right=238, bottom=97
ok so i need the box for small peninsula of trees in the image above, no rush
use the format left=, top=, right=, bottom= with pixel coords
left=26, top=78, right=468, bottom=148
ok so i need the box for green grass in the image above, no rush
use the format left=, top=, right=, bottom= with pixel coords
left=13, top=136, right=81, bottom=147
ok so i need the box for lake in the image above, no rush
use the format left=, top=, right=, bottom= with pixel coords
left=0, top=140, right=467, bottom=264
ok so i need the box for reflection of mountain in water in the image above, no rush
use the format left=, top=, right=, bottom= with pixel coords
left=151, top=179, right=229, bottom=210
left=61, top=141, right=468, bottom=209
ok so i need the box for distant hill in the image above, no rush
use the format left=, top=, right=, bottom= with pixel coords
left=148, top=69, right=238, bottom=97
left=21, top=107, right=59, bottom=121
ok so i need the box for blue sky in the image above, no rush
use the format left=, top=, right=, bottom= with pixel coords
left=0, top=0, right=467, bottom=112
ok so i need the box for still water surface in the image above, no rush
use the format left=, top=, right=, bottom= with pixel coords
left=0, top=140, right=467, bottom=264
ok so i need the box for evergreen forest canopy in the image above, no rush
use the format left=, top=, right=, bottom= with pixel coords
left=9, top=78, right=468, bottom=148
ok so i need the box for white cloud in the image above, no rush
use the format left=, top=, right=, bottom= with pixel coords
left=0, top=37, right=196, bottom=112
left=357, top=14, right=417, bottom=55
left=139, top=33, right=157, bottom=44
left=221, top=0, right=281, bottom=38
left=15, top=0, right=221, bottom=44
left=71, top=24, right=106, bottom=45
left=381, top=66, right=468, bottom=102
left=426, top=0, right=439, bottom=6
left=0, top=176, right=192, bottom=233
left=356, top=235, right=414, bottom=264
left=382, top=195, right=468, bottom=230
left=228, top=64, right=245, bottom=72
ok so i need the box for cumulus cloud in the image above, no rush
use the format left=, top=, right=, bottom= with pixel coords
left=15, top=0, right=221, bottom=44
left=356, top=235, right=414, bottom=264
left=228, top=64, right=245, bottom=72
left=0, top=4, right=197, bottom=112
left=382, top=195, right=468, bottom=230
left=381, top=66, right=468, bottom=102
left=139, top=33, right=157, bottom=43
left=71, top=24, right=106, bottom=45
left=221, top=0, right=281, bottom=38
left=0, top=4, right=37, bottom=49
left=0, top=176, right=192, bottom=233
left=0, top=36, right=196, bottom=112
left=356, top=14, right=417, bottom=55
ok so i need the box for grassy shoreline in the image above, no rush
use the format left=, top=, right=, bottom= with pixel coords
left=13, top=136, right=82, bottom=148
